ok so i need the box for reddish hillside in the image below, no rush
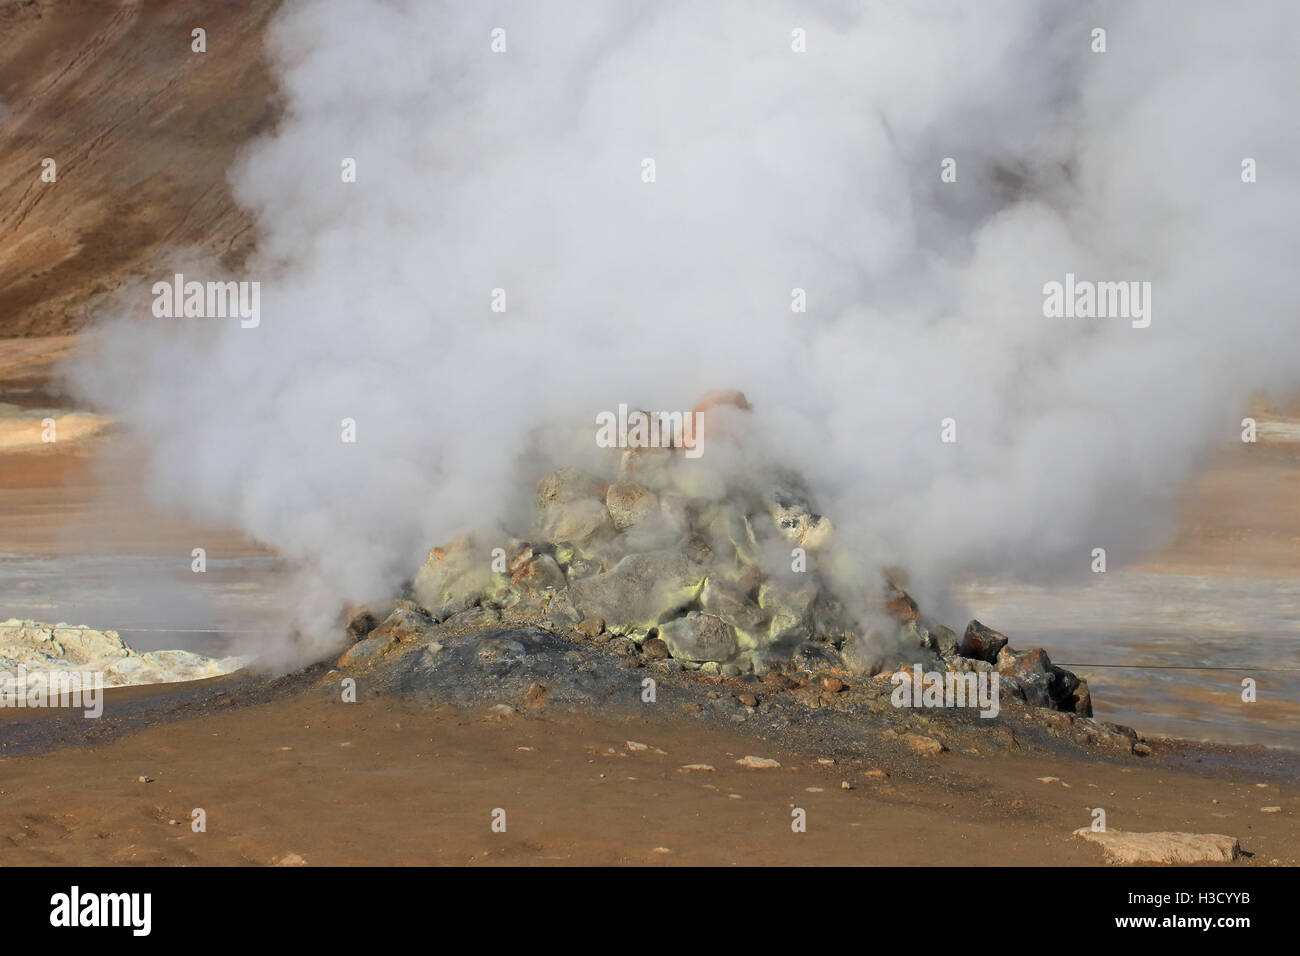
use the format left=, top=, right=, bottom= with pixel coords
left=0, top=0, right=281, bottom=337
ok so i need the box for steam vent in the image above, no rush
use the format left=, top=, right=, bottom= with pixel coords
left=342, top=392, right=1091, bottom=717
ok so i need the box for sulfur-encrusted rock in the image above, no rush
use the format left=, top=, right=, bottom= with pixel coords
left=658, top=612, right=738, bottom=664
left=568, top=550, right=705, bottom=635
left=701, top=574, right=766, bottom=635
left=412, top=533, right=501, bottom=619
left=394, top=396, right=1092, bottom=712
left=536, top=469, right=611, bottom=545
left=605, top=481, right=658, bottom=532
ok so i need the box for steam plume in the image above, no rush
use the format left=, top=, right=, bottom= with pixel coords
left=69, top=0, right=1300, bottom=652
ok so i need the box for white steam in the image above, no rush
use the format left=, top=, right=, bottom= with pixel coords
left=69, top=0, right=1300, bottom=650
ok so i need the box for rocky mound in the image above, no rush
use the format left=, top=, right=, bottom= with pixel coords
left=344, top=394, right=1091, bottom=717
left=0, top=619, right=250, bottom=686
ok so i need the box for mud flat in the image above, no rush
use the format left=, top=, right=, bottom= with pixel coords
left=1, top=622, right=1297, bottom=867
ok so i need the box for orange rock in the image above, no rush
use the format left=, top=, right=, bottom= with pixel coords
left=884, top=590, right=918, bottom=623
left=683, top=389, right=752, bottom=454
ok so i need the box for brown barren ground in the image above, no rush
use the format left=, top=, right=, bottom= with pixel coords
left=2, top=692, right=1296, bottom=866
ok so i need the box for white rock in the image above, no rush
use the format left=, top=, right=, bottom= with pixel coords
left=1072, top=828, right=1240, bottom=864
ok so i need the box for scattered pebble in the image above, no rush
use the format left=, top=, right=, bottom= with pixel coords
left=736, top=755, right=782, bottom=770
left=737, top=693, right=758, bottom=707
left=679, top=764, right=715, bottom=773
left=821, top=677, right=844, bottom=693
left=1261, top=806, right=1281, bottom=813
left=902, top=733, right=946, bottom=757
left=626, top=740, right=649, bottom=752
left=137, top=776, right=153, bottom=784
left=522, top=682, right=548, bottom=707
left=841, top=780, right=852, bottom=790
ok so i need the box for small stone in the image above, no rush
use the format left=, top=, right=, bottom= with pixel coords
left=522, top=682, right=548, bottom=708
left=821, top=677, right=844, bottom=693
left=737, top=693, right=758, bottom=707
left=679, top=764, right=715, bottom=773
left=902, top=733, right=946, bottom=757
left=275, top=852, right=308, bottom=867
left=863, top=769, right=889, bottom=780
left=336, top=633, right=395, bottom=668
left=642, top=637, right=670, bottom=660
left=575, top=617, right=605, bottom=639
left=1261, top=806, right=1281, bottom=813
left=626, top=740, right=649, bottom=752
left=1132, top=742, right=1153, bottom=756
left=841, top=780, right=852, bottom=790
left=736, top=755, right=781, bottom=770
left=137, top=776, right=153, bottom=784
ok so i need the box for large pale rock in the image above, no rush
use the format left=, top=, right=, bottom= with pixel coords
left=1072, top=828, right=1240, bottom=864
left=658, top=612, right=738, bottom=663
left=568, top=550, right=705, bottom=634
left=539, top=498, right=610, bottom=546
left=412, top=533, right=501, bottom=619
left=367, top=606, right=436, bottom=645
left=605, top=481, right=658, bottom=532
left=536, top=469, right=610, bottom=545
left=701, top=575, right=766, bottom=635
